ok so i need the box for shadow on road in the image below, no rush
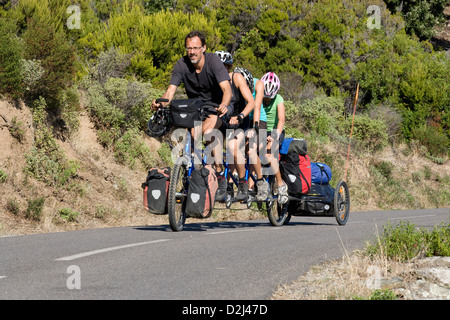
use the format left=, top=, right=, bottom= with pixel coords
left=133, top=218, right=336, bottom=233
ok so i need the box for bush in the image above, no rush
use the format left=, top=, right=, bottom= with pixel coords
left=384, top=0, right=448, bottom=40
left=22, top=17, right=76, bottom=108
left=0, top=169, right=8, bottom=183
left=21, top=59, right=45, bottom=94
left=59, top=208, right=80, bottom=222
left=291, top=95, right=345, bottom=136
left=8, top=116, right=26, bottom=143
left=114, top=128, right=154, bottom=169
left=94, top=47, right=132, bottom=84
left=25, top=97, right=79, bottom=187
left=342, top=114, right=389, bottom=152
left=366, top=221, right=450, bottom=262
left=25, top=197, right=45, bottom=221
left=5, top=198, right=21, bottom=216
left=411, top=125, right=449, bottom=158
left=0, top=18, right=23, bottom=99
left=373, top=160, right=394, bottom=180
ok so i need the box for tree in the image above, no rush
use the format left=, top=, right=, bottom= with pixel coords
left=22, top=17, right=76, bottom=108
left=0, top=18, right=23, bottom=99
left=384, top=0, right=448, bottom=40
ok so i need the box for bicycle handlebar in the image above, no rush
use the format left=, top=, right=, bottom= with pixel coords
left=154, top=99, right=240, bottom=128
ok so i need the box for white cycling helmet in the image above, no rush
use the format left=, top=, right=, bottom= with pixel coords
left=261, top=72, right=280, bottom=98
left=214, top=50, right=233, bottom=65
left=234, top=67, right=254, bottom=92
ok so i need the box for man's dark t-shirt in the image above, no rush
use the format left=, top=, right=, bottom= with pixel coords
left=169, top=52, right=230, bottom=104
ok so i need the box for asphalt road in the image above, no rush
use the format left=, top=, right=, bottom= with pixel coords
left=0, top=208, right=448, bottom=300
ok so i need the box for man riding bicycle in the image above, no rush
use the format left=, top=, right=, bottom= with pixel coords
left=151, top=31, right=233, bottom=200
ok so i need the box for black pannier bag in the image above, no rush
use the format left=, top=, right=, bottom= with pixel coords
left=169, top=99, right=204, bottom=128
left=142, top=167, right=171, bottom=214
left=288, top=183, right=335, bottom=216
left=185, top=165, right=218, bottom=218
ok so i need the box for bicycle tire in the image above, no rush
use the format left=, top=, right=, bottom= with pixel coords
left=334, top=180, right=350, bottom=225
left=267, top=179, right=290, bottom=226
left=168, top=158, right=188, bottom=231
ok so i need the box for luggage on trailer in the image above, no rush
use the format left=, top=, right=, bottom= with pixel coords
left=142, top=167, right=171, bottom=214
left=279, top=138, right=308, bottom=156
left=287, top=183, right=335, bottom=216
left=311, top=162, right=332, bottom=184
left=280, top=138, right=311, bottom=195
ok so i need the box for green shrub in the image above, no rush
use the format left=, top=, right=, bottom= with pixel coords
left=5, top=198, right=21, bottom=216
left=0, top=18, right=23, bottom=99
left=411, top=125, right=449, bottom=158
left=8, top=116, right=26, bottom=143
left=59, top=87, right=81, bottom=137
left=426, top=222, right=450, bottom=257
left=354, top=289, right=398, bottom=300
left=292, top=95, right=345, bottom=136
left=384, top=0, right=448, bottom=40
left=0, top=169, right=7, bottom=183
left=342, top=114, right=389, bottom=152
left=114, top=128, right=154, bottom=169
left=22, top=17, right=76, bottom=108
left=59, top=208, right=80, bottom=222
left=21, top=59, right=45, bottom=94
left=373, top=160, right=394, bottom=180
left=25, top=97, right=79, bottom=187
left=25, top=197, right=45, bottom=221
left=366, top=221, right=450, bottom=262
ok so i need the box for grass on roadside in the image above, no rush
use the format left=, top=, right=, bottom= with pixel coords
left=272, top=221, right=450, bottom=300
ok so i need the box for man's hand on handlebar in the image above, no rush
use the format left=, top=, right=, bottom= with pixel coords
left=217, top=103, right=228, bottom=116
left=151, top=98, right=169, bottom=111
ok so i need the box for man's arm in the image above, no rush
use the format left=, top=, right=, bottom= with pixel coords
left=218, top=80, right=232, bottom=115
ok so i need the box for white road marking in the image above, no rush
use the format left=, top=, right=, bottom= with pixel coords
left=0, top=276, right=7, bottom=280
left=55, top=239, right=172, bottom=261
left=207, top=229, right=255, bottom=235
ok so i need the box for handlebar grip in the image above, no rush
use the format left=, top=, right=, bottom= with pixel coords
left=156, top=98, right=169, bottom=103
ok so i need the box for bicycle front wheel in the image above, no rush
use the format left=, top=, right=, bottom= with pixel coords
left=168, top=158, right=188, bottom=231
left=266, top=178, right=290, bottom=227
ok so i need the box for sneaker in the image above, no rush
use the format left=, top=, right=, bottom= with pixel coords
left=277, top=183, right=289, bottom=204
left=236, top=181, right=249, bottom=201
left=215, top=174, right=228, bottom=201
left=256, top=179, right=269, bottom=201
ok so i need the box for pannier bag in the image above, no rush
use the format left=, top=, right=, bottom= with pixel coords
left=169, top=99, right=204, bottom=128
left=287, top=183, right=335, bottom=215
left=280, top=153, right=312, bottom=195
left=311, top=162, right=332, bottom=184
left=305, top=184, right=335, bottom=214
left=185, top=165, right=218, bottom=218
left=142, top=167, right=171, bottom=214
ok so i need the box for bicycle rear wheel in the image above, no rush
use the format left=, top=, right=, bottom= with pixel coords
left=334, top=180, right=350, bottom=225
left=168, top=157, right=188, bottom=231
